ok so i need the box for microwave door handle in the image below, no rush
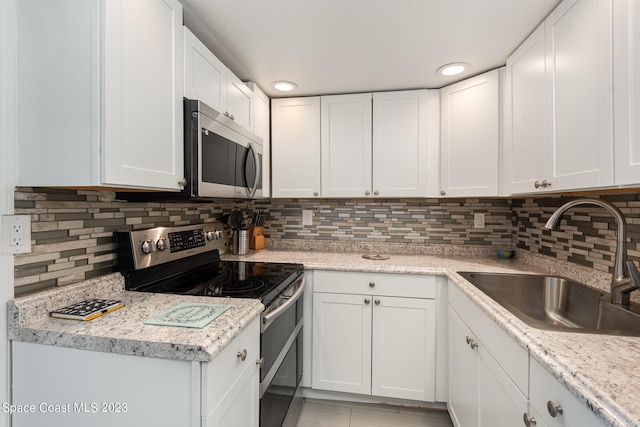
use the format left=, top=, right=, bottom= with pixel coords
left=246, top=142, right=261, bottom=198
left=262, top=275, right=305, bottom=330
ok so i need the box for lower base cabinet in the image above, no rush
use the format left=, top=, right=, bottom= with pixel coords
left=448, top=283, right=529, bottom=427
left=11, top=318, right=260, bottom=427
left=311, top=271, right=437, bottom=402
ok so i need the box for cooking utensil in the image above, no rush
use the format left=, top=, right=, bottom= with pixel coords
left=227, top=210, right=242, bottom=230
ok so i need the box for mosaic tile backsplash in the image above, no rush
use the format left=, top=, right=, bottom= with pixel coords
left=12, top=187, right=640, bottom=296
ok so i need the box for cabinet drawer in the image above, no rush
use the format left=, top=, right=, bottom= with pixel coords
left=530, top=357, right=605, bottom=427
left=449, top=282, right=529, bottom=396
left=314, top=270, right=436, bottom=298
left=203, top=318, right=260, bottom=413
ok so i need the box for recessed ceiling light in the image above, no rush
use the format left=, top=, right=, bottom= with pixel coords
left=437, top=63, right=469, bottom=77
left=272, top=81, right=298, bottom=92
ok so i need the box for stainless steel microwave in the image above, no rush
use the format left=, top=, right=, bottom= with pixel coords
left=118, top=99, right=262, bottom=202
left=185, top=99, right=263, bottom=199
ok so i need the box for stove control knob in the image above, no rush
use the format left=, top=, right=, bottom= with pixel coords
left=141, top=240, right=154, bottom=254
left=206, top=230, right=222, bottom=241
left=156, top=238, right=168, bottom=251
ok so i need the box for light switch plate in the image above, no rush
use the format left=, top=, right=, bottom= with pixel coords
left=474, top=213, right=485, bottom=229
left=302, top=210, right=313, bottom=226
left=2, top=215, right=32, bottom=254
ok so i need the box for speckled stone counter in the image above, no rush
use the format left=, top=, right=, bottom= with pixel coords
left=224, top=249, right=640, bottom=427
left=9, top=273, right=264, bottom=362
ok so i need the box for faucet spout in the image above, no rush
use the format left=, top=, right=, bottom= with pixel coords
left=543, top=198, right=640, bottom=305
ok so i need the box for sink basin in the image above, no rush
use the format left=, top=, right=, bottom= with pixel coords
left=458, top=271, right=640, bottom=336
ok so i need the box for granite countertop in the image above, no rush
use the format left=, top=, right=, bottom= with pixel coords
left=224, top=249, right=640, bottom=427
left=8, top=273, right=264, bottom=362
left=9, top=248, right=640, bottom=426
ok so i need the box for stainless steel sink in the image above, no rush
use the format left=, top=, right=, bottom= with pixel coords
left=458, top=271, right=640, bottom=336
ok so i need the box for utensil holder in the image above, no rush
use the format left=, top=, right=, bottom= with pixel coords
left=250, top=226, right=264, bottom=250
left=233, top=230, right=250, bottom=255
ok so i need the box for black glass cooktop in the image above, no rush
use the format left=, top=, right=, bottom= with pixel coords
left=122, top=250, right=303, bottom=307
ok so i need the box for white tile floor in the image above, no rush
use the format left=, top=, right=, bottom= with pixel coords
left=296, top=399, right=454, bottom=427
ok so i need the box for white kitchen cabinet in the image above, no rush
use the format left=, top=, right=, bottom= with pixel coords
left=312, top=271, right=437, bottom=402
left=504, top=0, right=614, bottom=194
left=271, top=97, right=321, bottom=198
left=440, top=69, right=501, bottom=197
left=12, top=319, right=260, bottom=427
left=247, top=82, right=271, bottom=197
left=614, top=0, right=640, bottom=186
left=17, top=0, right=184, bottom=191
left=321, top=93, right=373, bottom=197
left=448, top=283, right=529, bottom=427
left=503, top=23, right=547, bottom=195
left=373, top=90, right=438, bottom=197
left=528, top=357, right=606, bottom=427
left=183, top=26, right=253, bottom=132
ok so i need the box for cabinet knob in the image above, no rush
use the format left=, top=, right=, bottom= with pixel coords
left=230, top=114, right=235, bottom=121
left=542, top=180, right=551, bottom=188
left=374, top=299, right=381, bottom=305
left=465, top=336, right=478, bottom=349
left=534, top=180, right=542, bottom=188
left=178, top=177, right=187, bottom=187
left=237, top=349, right=247, bottom=361
left=364, top=298, right=371, bottom=305
left=256, top=357, right=265, bottom=368
left=373, top=191, right=379, bottom=196
left=313, top=191, right=319, bottom=197
left=547, top=401, right=563, bottom=418
left=365, top=190, right=371, bottom=196
left=369, top=282, right=375, bottom=288
left=440, top=190, right=446, bottom=196
left=523, top=413, right=536, bottom=426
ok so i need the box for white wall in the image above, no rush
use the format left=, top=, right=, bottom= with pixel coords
left=0, top=0, right=17, bottom=425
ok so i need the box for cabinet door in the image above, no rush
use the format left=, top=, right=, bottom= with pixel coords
left=102, top=0, right=184, bottom=191
left=207, top=359, right=259, bottom=427
left=271, top=97, right=321, bottom=198
left=372, top=90, right=432, bottom=197
left=371, top=296, right=436, bottom=401
left=183, top=26, right=227, bottom=113
left=504, top=24, right=547, bottom=195
left=614, top=0, right=640, bottom=185
left=545, top=0, right=613, bottom=190
left=312, top=293, right=372, bottom=395
left=321, top=93, right=373, bottom=197
left=448, top=307, right=478, bottom=427
left=226, top=71, right=254, bottom=131
left=477, top=345, right=528, bottom=427
left=440, top=69, right=501, bottom=197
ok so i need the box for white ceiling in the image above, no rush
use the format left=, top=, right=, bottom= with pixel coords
left=181, top=0, right=562, bottom=98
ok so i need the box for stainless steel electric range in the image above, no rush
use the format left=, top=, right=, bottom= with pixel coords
left=116, top=223, right=304, bottom=427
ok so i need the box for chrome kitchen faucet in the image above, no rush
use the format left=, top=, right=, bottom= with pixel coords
left=544, top=198, right=640, bottom=306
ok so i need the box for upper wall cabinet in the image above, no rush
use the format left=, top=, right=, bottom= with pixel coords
left=614, top=0, right=640, bottom=186
left=271, top=97, right=322, bottom=198
left=504, top=0, right=614, bottom=194
left=247, top=82, right=271, bottom=198
left=440, top=69, right=502, bottom=197
left=17, top=0, right=184, bottom=191
left=183, top=27, right=254, bottom=132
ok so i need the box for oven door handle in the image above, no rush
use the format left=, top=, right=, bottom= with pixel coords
left=262, top=275, right=305, bottom=328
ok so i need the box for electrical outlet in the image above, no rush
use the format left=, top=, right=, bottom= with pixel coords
left=302, top=210, right=313, bottom=226
left=2, top=215, right=32, bottom=254
left=474, top=213, right=486, bottom=229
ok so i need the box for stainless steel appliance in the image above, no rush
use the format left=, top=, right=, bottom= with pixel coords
left=118, top=99, right=262, bottom=201
left=116, top=223, right=303, bottom=427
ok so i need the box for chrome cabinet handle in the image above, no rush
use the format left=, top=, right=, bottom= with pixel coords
left=178, top=177, right=187, bottom=187
left=313, top=191, right=319, bottom=196
left=534, top=180, right=542, bottom=188
left=369, top=282, right=375, bottom=288
left=364, top=298, right=371, bottom=305
left=365, top=190, right=371, bottom=196
left=547, top=401, right=563, bottom=417
left=440, top=190, right=446, bottom=196
left=374, top=299, right=380, bottom=305
left=256, top=357, right=265, bottom=368
left=373, top=191, right=379, bottom=196
left=523, top=413, right=536, bottom=426
left=542, top=179, right=551, bottom=188
left=237, top=349, right=247, bottom=361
